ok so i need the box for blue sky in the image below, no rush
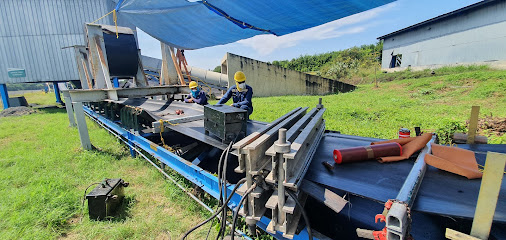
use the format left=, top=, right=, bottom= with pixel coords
left=137, top=0, right=482, bottom=70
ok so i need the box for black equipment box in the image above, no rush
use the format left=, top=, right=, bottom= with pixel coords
left=204, top=104, right=247, bottom=143
left=86, top=178, right=128, bottom=220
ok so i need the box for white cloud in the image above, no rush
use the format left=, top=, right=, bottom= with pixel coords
left=238, top=2, right=397, bottom=55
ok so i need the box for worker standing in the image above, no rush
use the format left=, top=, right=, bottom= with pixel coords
left=218, top=71, right=253, bottom=115
left=185, top=81, right=208, bottom=105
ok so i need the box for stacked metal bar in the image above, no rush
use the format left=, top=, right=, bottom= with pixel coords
left=232, top=100, right=326, bottom=238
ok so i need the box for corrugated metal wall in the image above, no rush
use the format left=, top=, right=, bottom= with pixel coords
left=381, top=0, right=506, bottom=69
left=0, top=0, right=134, bottom=84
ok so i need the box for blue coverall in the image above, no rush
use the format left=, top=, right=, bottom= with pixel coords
left=184, top=91, right=208, bottom=105
left=218, top=85, right=253, bottom=115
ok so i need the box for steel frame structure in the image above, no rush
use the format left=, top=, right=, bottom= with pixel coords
left=82, top=105, right=314, bottom=240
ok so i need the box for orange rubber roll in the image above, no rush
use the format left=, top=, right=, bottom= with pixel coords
left=333, top=142, right=402, bottom=164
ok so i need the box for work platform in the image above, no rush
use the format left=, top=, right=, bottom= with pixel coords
left=72, top=96, right=506, bottom=240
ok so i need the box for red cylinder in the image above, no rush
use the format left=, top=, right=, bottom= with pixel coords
left=333, top=142, right=402, bottom=164
left=399, top=128, right=411, bottom=138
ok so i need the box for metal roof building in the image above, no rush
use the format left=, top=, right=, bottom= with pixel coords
left=378, top=0, right=506, bottom=70
left=0, top=0, right=133, bottom=84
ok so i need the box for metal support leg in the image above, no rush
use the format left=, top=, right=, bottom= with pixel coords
left=0, top=84, right=9, bottom=109
left=73, top=102, right=92, bottom=150
left=53, top=82, right=63, bottom=104
left=127, top=132, right=137, bottom=158
left=62, top=92, right=76, bottom=127
left=113, top=77, right=119, bottom=88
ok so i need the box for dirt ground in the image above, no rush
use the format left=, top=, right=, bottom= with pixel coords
left=475, top=116, right=506, bottom=136
left=0, top=106, right=36, bottom=117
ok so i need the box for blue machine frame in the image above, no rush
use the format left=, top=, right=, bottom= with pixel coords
left=83, top=106, right=314, bottom=240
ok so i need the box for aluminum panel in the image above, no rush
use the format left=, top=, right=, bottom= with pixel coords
left=0, top=0, right=135, bottom=84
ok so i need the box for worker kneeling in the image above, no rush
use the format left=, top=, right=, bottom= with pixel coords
left=217, top=71, right=253, bottom=115
left=185, top=81, right=208, bottom=105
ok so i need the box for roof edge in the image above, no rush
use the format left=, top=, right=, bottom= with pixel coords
left=377, top=0, right=500, bottom=40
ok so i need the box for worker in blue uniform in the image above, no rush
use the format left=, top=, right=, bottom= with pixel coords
left=218, top=71, right=253, bottom=115
left=184, top=81, right=208, bottom=105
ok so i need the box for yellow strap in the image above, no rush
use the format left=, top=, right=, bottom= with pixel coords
left=90, top=9, right=120, bottom=39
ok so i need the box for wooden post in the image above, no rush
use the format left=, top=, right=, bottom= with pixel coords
left=168, top=47, right=186, bottom=85
left=160, top=43, right=179, bottom=85
left=467, top=106, right=480, bottom=144
left=470, top=152, right=506, bottom=239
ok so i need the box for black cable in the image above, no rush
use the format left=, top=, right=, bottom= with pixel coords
left=182, top=178, right=247, bottom=240
left=214, top=141, right=233, bottom=239
left=81, top=182, right=101, bottom=210
left=286, top=190, right=313, bottom=240
left=218, top=141, right=233, bottom=240
left=230, top=182, right=257, bottom=240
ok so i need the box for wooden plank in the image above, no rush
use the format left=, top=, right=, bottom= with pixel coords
left=446, top=228, right=480, bottom=240
left=453, top=133, right=487, bottom=144
left=356, top=229, right=375, bottom=239
left=168, top=46, right=186, bottom=85
left=94, top=36, right=113, bottom=90
left=81, top=58, right=93, bottom=89
left=467, top=106, right=480, bottom=144
left=470, top=152, right=506, bottom=239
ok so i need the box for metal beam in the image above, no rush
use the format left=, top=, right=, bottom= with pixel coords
left=0, top=84, right=9, bottom=109
left=73, top=102, right=92, bottom=150
left=62, top=91, right=76, bottom=127
left=53, top=82, right=63, bottom=104
left=66, top=86, right=186, bottom=102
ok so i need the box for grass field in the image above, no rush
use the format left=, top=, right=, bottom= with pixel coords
left=0, top=65, right=504, bottom=239
left=250, top=66, right=506, bottom=143
left=0, top=104, right=217, bottom=239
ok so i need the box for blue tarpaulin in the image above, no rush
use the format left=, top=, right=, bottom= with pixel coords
left=115, top=0, right=395, bottom=49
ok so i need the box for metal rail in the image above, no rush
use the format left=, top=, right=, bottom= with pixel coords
left=82, top=105, right=315, bottom=240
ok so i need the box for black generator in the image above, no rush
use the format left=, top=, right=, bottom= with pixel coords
left=204, top=104, right=247, bottom=143
left=86, top=178, right=129, bottom=220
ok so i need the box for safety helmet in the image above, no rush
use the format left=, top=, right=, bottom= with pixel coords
left=189, top=81, right=198, bottom=89
left=234, top=71, right=246, bottom=83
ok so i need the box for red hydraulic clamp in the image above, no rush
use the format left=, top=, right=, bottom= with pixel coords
left=372, top=200, right=393, bottom=240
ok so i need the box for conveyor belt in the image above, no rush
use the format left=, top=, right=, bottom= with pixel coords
left=113, top=98, right=268, bottom=151
left=304, top=132, right=506, bottom=222
left=111, top=98, right=506, bottom=223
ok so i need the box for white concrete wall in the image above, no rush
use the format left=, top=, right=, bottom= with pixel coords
left=381, top=1, right=506, bottom=69
left=224, top=53, right=355, bottom=97
left=382, top=21, right=506, bottom=68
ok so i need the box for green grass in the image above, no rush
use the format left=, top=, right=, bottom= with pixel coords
left=249, top=67, right=506, bottom=143
left=0, top=65, right=504, bottom=239
left=0, top=106, right=217, bottom=239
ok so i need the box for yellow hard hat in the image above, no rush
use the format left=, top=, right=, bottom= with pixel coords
left=234, top=71, right=246, bottom=83
left=189, top=81, right=198, bottom=89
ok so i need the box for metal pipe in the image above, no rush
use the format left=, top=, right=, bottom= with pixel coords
left=187, top=66, right=228, bottom=88
left=395, top=134, right=435, bottom=206
left=386, top=134, right=435, bottom=240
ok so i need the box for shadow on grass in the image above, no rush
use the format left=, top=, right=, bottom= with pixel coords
left=91, top=144, right=131, bottom=160
left=104, top=195, right=137, bottom=222
left=36, top=106, right=67, bottom=114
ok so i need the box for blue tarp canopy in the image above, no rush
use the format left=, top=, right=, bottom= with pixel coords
left=115, top=0, right=395, bottom=49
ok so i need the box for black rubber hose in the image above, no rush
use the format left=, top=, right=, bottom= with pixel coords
left=218, top=142, right=233, bottom=240
left=181, top=178, right=247, bottom=240
left=230, top=182, right=257, bottom=240
left=286, top=190, right=313, bottom=240
left=216, top=141, right=233, bottom=239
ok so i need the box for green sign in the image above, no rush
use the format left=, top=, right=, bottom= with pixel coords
left=7, top=68, right=26, bottom=78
